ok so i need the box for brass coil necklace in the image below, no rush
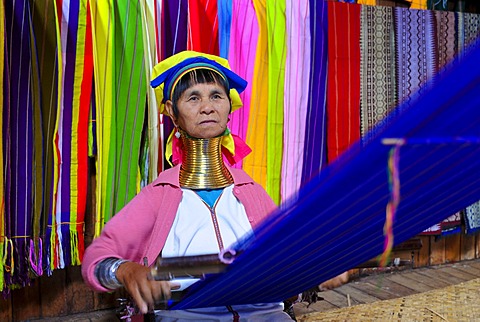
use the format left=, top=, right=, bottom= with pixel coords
left=178, top=130, right=233, bottom=189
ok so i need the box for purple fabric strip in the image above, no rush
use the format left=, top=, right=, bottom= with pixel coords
left=4, top=0, right=35, bottom=287
left=60, top=0, right=81, bottom=266
left=301, top=0, right=328, bottom=184
left=162, top=0, right=188, bottom=169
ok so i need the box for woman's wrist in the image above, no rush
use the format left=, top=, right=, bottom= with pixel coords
left=95, top=257, right=128, bottom=290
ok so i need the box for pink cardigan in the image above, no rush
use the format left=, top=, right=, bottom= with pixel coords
left=81, top=165, right=277, bottom=292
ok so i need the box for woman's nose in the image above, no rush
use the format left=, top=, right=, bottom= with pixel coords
left=200, top=101, right=214, bottom=114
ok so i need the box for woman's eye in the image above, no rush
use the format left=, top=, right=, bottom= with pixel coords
left=187, top=96, right=199, bottom=102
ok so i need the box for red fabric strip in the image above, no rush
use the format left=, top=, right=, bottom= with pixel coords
left=327, top=2, right=361, bottom=162
left=187, top=0, right=219, bottom=55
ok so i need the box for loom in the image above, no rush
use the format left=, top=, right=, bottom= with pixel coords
left=167, top=39, right=480, bottom=310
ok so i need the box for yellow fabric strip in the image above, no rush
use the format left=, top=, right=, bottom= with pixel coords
left=139, top=0, right=160, bottom=182
left=51, top=0, right=64, bottom=270
left=265, top=0, right=286, bottom=205
left=69, top=0, right=89, bottom=265
left=357, top=0, right=376, bottom=5
left=244, top=0, right=269, bottom=190
left=410, top=0, right=427, bottom=9
left=90, top=0, right=114, bottom=236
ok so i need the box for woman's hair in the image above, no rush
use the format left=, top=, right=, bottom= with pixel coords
left=171, top=69, right=230, bottom=117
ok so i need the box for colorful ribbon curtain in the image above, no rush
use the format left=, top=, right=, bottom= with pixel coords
left=3, top=0, right=480, bottom=294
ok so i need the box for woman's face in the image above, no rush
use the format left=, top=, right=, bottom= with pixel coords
left=166, top=82, right=230, bottom=139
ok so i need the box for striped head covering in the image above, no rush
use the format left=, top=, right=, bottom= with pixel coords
left=151, top=51, right=247, bottom=114
left=150, top=51, right=251, bottom=166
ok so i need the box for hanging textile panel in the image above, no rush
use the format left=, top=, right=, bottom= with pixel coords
left=265, top=0, right=287, bottom=205
left=48, top=0, right=93, bottom=270
left=394, top=7, right=436, bottom=108
left=160, top=0, right=188, bottom=172
left=227, top=0, right=259, bottom=169
left=300, top=0, right=328, bottom=185
left=3, top=0, right=39, bottom=290
left=187, top=0, right=219, bottom=55
left=30, top=0, right=59, bottom=275
left=244, top=0, right=269, bottom=190
left=359, top=5, right=396, bottom=142
left=434, top=10, right=458, bottom=72
left=281, top=0, right=310, bottom=200
left=326, top=1, right=361, bottom=162
left=0, top=0, right=5, bottom=292
left=92, top=0, right=148, bottom=235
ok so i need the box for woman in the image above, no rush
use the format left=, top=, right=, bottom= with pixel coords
left=82, top=51, right=293, bottom=321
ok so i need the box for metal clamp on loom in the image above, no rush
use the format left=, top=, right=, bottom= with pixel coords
left=150, top=248, right=238, bottom=281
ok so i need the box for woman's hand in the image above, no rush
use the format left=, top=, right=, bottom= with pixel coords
left=116, top=261, right=180, bottom=314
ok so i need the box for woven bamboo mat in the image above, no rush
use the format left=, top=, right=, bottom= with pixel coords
left=297, top=278, right=480, bottom=321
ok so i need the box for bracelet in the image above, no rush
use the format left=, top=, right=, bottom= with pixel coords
left=95, top=257, right=128, bottom=290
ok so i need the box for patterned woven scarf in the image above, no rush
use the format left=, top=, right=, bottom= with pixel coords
left=359, top=5, right=396, bottom=143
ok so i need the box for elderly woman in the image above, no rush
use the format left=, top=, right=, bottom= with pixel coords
left=82, top=51, right=293, bottom=321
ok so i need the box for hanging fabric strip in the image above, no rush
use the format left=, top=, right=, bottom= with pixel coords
left=227, top=0, right=259, bottom=170
left=265, top=0, right=287, bottom=205
left=393, top=7, right=436, bottom=109
left=140, top=0, right=160, bottom=184
left=187, top=0, right=219, bottom=55
left=410, top=0, right=427, bottom=10
left=243, top=0, right=268, bottom=189
left=90, top=0, right=114, bottom=236
left=359, top=5, right=396, bottom=142
left=300, top=0, right=328, bottom=185
left=281, top=0, right=310, bottom=201
left=161, top=0, right=188, bottom=171
left=109, top=0, right=147, bottom=216
left=434, top=10, right=457, bottom=72
left=326, top=2, right=361, bottom=163
left=4, top=0, right=35, bottom=287
left=217, top=0, right=232, bottom=59
left=0, top=0, right=5, bottom=292
left=29, top=0, right=58, bottom=273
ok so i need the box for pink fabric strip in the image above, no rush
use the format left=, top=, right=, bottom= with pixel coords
left=281, top=0, right=311, bottom=201
left=227, top=0, right=259, bottom=169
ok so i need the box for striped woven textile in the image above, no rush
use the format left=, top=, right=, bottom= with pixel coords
left=48, top=0, right=93, bottom=270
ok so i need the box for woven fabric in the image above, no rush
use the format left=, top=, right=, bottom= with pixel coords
left=359, top=5, right=396, bottom=142
left=326, top=2, right=361, bottom=162
left=187, top=0, right=219, bottom=55
left=265, top=0, right=287, bottom=204
left=465, top=202, right=480, bottom=234
left=227, top=0, right=259, bottom=169
left=434, top=10, right=458, bottom=71
left=3, top=0, right=36, bottom=288
left=243, top=0, right=268, bottom=189
left=394, top=8, right=436, bottom=109
left=281, top=0, right=310, bottom=200
left=298, top=278, right=480, bottom=321
left=217, top=0, right=232, bottom=58
left=300, top=0, right=328, bottom=185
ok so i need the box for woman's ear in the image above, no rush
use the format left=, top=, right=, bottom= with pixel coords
left=164, top=100, right=177, bottom=125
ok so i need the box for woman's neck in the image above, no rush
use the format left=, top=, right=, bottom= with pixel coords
left=179, top=130, right=233, bottom=189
